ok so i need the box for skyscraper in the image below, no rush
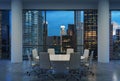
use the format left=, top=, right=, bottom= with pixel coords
left=67, top=24, right=76, bottom=51
left=75, top=11, right=84, bottom=54
left=47, top=36, right=60, bottom=53
left=23, top=10, right=43, bottom=58
left=84, top=9, right=97, bottom=58
left=43, top=21, right=48, bottom=51
left=116, top=29, right=120, bottom=41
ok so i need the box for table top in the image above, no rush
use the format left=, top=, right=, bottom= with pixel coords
left=36, top=54, right=85, bottom=61
left=50, top=55, right=70, bottom=61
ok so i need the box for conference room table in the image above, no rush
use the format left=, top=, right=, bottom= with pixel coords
left=35, top=54, right=85, bottom=74
left=50, top=54, right=85, bottom=74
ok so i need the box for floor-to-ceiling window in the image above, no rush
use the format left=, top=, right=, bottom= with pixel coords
left=23, top=10, right=98, bottom=59
left=84, top=9, right=98, bottom=59
left=23, top=10, right=77, bottom=59
left=0, top=10, right=10, bottom=59
left=111, top=11, right=120, bottom=60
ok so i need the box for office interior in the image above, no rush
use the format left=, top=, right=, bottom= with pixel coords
left=0, top=0, right=120, bottom=81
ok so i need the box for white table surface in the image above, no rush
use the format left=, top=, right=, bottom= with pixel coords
left=35, top=54, right=85, bottom=61
left=50, top=55, right=70, bottom=61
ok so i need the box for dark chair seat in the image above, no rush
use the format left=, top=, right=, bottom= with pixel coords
left=66, top=52, right=81, bottom=81
left=38, top=52, right=55, bottom=81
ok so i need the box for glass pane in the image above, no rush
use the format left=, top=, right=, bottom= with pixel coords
left=0, top=10, right=10, bottom=59
left=111, top=11, right=120, bottom=60
left=46, top=11, right=74, bottom=53
left=23, top=10, right=85, bottom=58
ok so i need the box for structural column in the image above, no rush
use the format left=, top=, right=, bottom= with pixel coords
left=11, top=0, right=23, bottom=63
left=98, top=0, right=109, bottom=63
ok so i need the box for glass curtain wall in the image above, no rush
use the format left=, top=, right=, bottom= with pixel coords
left=84, top=9, right=98, bottom=59
left=23, top=10, right=98, bottom=59
left=111, top=11, right=120, bottom=60
left=23, top=10, right=76, bottom=58
left=0, top=10, right=10, bottom=59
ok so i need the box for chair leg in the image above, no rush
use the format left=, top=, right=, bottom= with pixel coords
left=66, top=74, right=80, bottom=81
left=89, top=71, right=94, bottom=76
left=73, top=75, right=80, bottom=81
left=48, top=74, right=55, bottom=81
left=66, top=74, right=72, bottom=81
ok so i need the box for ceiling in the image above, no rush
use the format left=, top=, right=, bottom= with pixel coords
left=0, top=0, right=120, bottom=4
left=0, top=0, right=98, bottom=2
left=0, top=0, right=120, bottom=3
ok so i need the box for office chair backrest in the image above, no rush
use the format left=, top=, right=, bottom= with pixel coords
left=32, top=48, right=38, bottom=59
left=66, top=48, right=74, bottom=54
left=39, top=52, right=51, bottom=69
left=83, top=49, right=89, bottom=58
left=89, top=51, right=94, bottom=65
left=48, top=48, right=55, bottom=54
left=27, top=54, right=32, bottom=67
left=27, top=54, right=32, bottom=61
left=69, top=53, right=80, bottom=69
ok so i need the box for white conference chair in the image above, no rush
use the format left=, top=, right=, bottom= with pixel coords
left=81, top=49, right=89, bottom=63
left=84, top=51, right=94, bottom=76
left=66, top=48, right=74, bottom=55
left=32, top=48, right=39, bottom=62
left=83, top=49, right=89, bottom=58
left=26, top=53, right=39, bottom=76
left=48, top=48, right=55, bottom=55
left=80, top=49, right=90, bottom=76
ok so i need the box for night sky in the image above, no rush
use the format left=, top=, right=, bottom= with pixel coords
left=46, top=11, right=74, bottom=36
left=111, top=11, right=120, bottom=35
